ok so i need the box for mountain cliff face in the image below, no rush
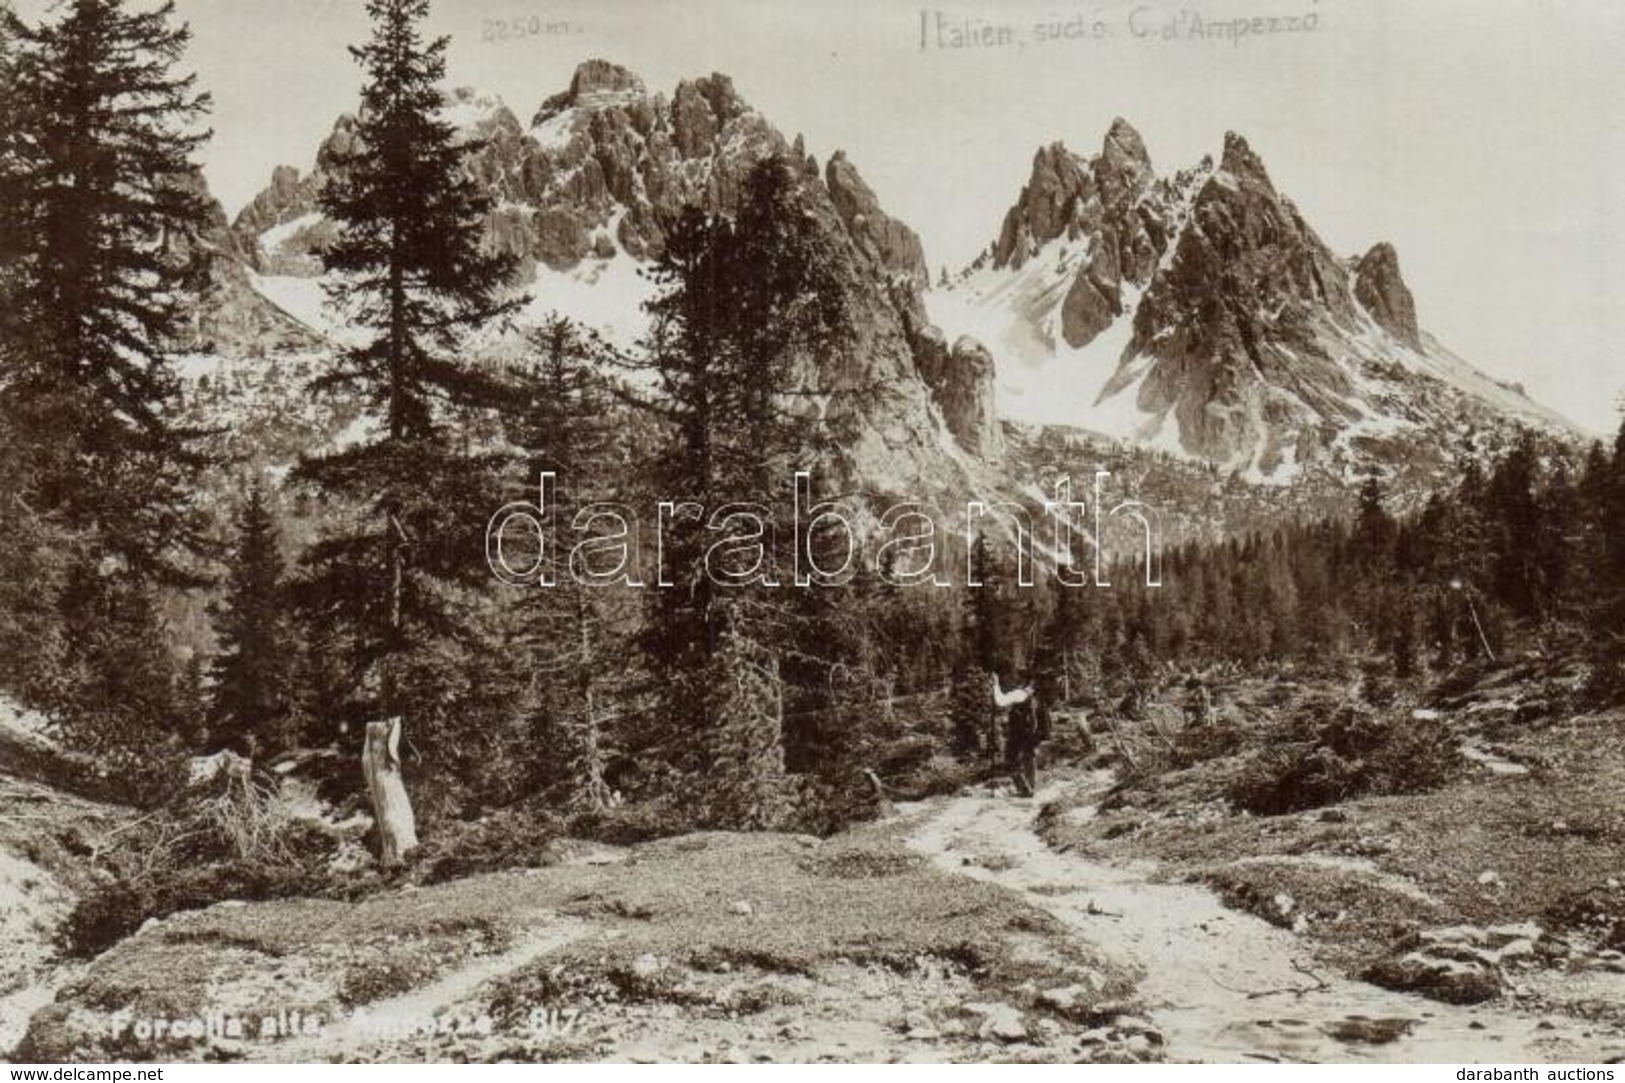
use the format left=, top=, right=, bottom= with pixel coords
left=934, top=121, right=1578, bottom=483
left=219, top=61, right=1003, bottom=486
left=990, top=119, right=1165, bottom=352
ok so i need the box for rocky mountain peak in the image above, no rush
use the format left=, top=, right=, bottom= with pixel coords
left=981, top=120, right=1175, bottom=350
left=1354, top=242, right=1421, bottom=348
left=1094, top=118, right=1155, bottom=223
left=909, top=325, right=1003, bottom=461
left=991, top=142, right=1087, bottom=269
left=824, top=150, right=929, bottom=288
left=223, top=61, right=1003, bottom=487
left=233, top=163, right=306, bottom=238
left=671, top=73, right=753, bottom=157
left=530, top=60, right=649, bottom=130
left=1218, top=130, right=1272, bottom=189
left=1100, top=117, right=1151, bottom=174
left=567, top=59, right=645, bottom=103
left=314, top=113, right=361, bottom=173
left=946, top=121, right=1578, bottom=483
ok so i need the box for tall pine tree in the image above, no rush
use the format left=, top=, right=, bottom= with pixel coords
left=631, top=157, right=850, bottom=826
left=1, top=0, right=214, bottom=577
left=503, top=316, right=626, bottom=810
left=293, top=0, right=521, bottom=760
left=0, top=1, right=214, bottom=786
left=209, top=477, right=291, bottom=756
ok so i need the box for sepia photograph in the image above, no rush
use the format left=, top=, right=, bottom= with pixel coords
left=0, top=0, right=1622, bottom=1070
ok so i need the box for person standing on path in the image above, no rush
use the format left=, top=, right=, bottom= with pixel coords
left=992, top=673, right=1048, bottom=796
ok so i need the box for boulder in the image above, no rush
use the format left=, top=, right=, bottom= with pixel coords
left=1363, top=923, right=1542, bottom=1004
left=963, top=1002, right=1028, bottom=1044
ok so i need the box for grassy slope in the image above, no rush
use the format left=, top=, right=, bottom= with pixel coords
left=1038, top=667, right=1625, bottom=1023
left=18, top=823, right=1139, bottom=1063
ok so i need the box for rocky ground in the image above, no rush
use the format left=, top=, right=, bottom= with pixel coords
left=0, top=710, right=131, bottom=1055
left=1034, top=665, right=1625, bottom=1060
left=5, top=664, right=1624, bottom=1064
left=930, top=776, right=1622, bottom=1062
left=12, top=825, right=1142, bottom=1063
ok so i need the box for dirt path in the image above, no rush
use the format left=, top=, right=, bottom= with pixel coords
left=0, top=767, right=126, bottom=1059
left=0, top=850, right=78, bottom=1057
left=268, top=915, right=596, bottom=1061
left=904, top=774, right=1616, bottom=1063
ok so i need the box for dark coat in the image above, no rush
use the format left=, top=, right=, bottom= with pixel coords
left=1007, top=697, right=1047, bottom=750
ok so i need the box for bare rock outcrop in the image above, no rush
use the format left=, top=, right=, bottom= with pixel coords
left=989, top=120, right=1170, bottom=349
left=1354, top=241, right=1421, bottom=348
left=912, top=326, right=1002, bottom=461
left=825, top=150, right=929, bottom=288
left=1113, top=132, right=1368, bottom=465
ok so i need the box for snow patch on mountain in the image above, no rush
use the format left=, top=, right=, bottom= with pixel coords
left=939, top=124, right=1580, bottom=483
left=248, top=272, right=358, bottom=346
left=518, top=251, right=657, bottom=352
left=439, top=87, right=511, bottom=143
left=531, top=107, right=578, bottom=150
left=929, top=244, right=1184, bottom=457
left=258, top=212, right=322, bottom=259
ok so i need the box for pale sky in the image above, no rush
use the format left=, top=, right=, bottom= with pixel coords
left=19, top=0, right=1625, bottom=433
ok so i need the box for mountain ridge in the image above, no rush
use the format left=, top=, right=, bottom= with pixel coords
left=931, top=119, right=1580, bottom=484
left=200, top=62, right=1582, bottom=509
left=209, top=60, right=1009, bottom=498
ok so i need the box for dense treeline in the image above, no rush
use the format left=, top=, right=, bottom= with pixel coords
left=1, top=0, right=1619, bottom=863
left=1065, top=430, right=1625, bottom=701
left=0, top=0, right=216, bottom=799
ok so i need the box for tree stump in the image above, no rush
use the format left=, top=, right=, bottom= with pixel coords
left=362, top=717, right=418, bottom=869
left=861, top=768, right=893, bottom=816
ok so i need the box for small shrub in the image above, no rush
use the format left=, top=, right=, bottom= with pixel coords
left=337, top=953, right=444, bottom=1007
left=798, top=842, right=923, bottom=880
left=1361, top=676, right=1400, bottom=708
left=58, top=770, right=342, bottom=958
left=568, top=798, right=690, bottom=845
left=1541, top=884, right=1625, bottom=945
left=894, top=752, right=980, bottom=799
left=413, top=808, right=566, bottom=885
left=1172, top=717, right=1244, bottom=765
left=57, top=881, right=160, bottom=958
left=1226, top=699, right=1462, bottom=815
left=59, top=858, right=329, bottom=958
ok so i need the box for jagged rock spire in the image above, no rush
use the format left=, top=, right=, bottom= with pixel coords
left=1354, top=242, right=1421, bottom=347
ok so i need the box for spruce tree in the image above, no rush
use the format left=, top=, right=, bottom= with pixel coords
left=209, top=478, right=290, bottom=756
left=782, top=499, right=890, bottom=829
left=1585, top=418, right=1625, bottom=698
left=1534, top=460, right=1578, bottom=618
left=503, top=316, right=625, bottom=809
left=0, top=0, right=214, bottom=576
left=1039, top=573, right=1086, bottom=705
left=1351, top=477, right=1396, bottom=569
left=1486, top=434, right=1541, bottom=619
left=0, top=15, right=22, bottom=330
left=631, top=157, right=849, bottom=825
left=293, top=0, right=521, bottom=754
left=948, top=659, right=986, bottom=761
left=0, top=0, right=214, bottom=784
left=951, top=533, right=1003, bottom=764
left=707, top=615, right=791, bottom=829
